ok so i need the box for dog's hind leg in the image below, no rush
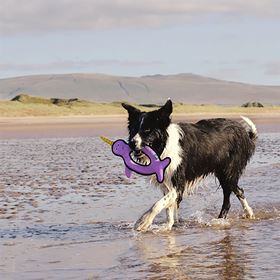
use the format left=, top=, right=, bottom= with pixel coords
left=134, top=188, right=177, bottom=231
left=232, top=186, right=254, bottom=219
left=218, top=186, right=232, bottom=219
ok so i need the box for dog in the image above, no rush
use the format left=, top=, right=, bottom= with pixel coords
left=122, top=99, right=257, bottom=231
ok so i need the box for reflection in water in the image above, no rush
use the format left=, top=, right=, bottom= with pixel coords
left=209, top=234, right=252, bottom=280
left=133, top=229, right=255, bottom=280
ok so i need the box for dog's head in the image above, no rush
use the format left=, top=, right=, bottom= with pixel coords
left=122, top=99, right=172, bottom=158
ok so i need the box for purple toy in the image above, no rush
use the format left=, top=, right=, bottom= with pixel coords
left=100, top=136, right=171, bottom=183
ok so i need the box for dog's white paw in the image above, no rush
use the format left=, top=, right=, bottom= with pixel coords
left=242, top=209, right=255, bottom=219
left=134, top=213, right=154, bottom=232
left=159, top=223, right=173, bottom=231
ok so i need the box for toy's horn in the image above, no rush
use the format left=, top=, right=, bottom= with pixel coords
left=100, top=136, right=113, bottom=146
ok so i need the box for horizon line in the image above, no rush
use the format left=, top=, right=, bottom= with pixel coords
left=1, top=71, right=279, bottom=87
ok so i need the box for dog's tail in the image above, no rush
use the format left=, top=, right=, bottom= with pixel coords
left=240, top=116, right=258, bottom=141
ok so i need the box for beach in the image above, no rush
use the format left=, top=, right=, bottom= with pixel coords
left=0, top=114, right=279, bottom=279
left=0, top=113, right=280, bottom=139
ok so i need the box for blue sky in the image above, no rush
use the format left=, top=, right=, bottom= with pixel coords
left=1, top=0, right=280, bottom=85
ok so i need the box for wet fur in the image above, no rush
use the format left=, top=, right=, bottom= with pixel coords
left=122, top=100, right=257, bottom=231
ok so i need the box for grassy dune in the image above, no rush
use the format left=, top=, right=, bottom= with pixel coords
left=0, top=100, right=129, bottom=117
left=0, top=95, right=280, bottom=117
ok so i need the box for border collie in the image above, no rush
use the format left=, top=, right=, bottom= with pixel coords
left=122, top=100, right=257, bottom=231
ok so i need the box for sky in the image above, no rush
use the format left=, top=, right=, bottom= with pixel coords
left=1, top=0, right=280, bottom=85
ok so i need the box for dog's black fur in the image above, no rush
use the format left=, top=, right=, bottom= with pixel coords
left=122, top=100, right=257, bottom=220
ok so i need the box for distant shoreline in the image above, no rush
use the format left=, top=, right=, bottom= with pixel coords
left=1, top=112, right=280, bottom=121
left=0, top=113, right=279, bottom=139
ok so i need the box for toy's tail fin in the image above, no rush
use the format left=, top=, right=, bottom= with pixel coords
left=156, top=157, right=171, bottom=183
left=100, top=136, right=113, bottom=146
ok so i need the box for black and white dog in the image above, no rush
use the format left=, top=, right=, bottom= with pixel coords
left=122, top=100, right=257, bottom=231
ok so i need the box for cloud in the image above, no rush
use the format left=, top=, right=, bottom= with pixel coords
left=264, top=61, right=280, bottom=75
left=1, top=0, right=280, bottom=35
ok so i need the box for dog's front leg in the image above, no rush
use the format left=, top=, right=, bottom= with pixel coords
left=134, top=189, right=177, bottom=232
left=165, top=204, right=177, bottom=230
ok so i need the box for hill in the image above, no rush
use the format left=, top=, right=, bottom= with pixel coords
left=0, top=73, right=279, bottom=105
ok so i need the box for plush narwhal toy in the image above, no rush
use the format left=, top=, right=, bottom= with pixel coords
left=100, top=136, right=171, bottom=183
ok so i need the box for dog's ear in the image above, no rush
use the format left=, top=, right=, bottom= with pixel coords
left=122, top=103, right=140, bottom=115
left=158, top=99, right=173, bottom=117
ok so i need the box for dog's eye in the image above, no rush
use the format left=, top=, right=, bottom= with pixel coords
left=143, top=129, right=151, bottom=133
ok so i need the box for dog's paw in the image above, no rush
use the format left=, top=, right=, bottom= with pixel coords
left=242, top=211, right=255, bottom=220
left=158, top=223, right=174, bottom=231
left=242, top=206, right=255, bottom=219
left=134, top=213, right=153, bottom=232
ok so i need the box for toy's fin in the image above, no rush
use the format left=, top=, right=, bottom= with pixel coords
left=156, top=157, right=171, bottom=183
left=125, top=166, right=132, bottom=178
left=100, top=136, right=113, bottom=146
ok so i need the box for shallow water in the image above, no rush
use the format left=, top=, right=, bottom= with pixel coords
left=0, top=133, right=279, bottom=279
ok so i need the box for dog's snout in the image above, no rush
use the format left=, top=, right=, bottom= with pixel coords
left=130, top=133, right=142, bottom=151
left=129, top=139, right=137, bottom=150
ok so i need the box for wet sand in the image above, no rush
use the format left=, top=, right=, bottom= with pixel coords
left=0, top=115, right=280, bottom=279
left=0, top=113, right=280, bottom=139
